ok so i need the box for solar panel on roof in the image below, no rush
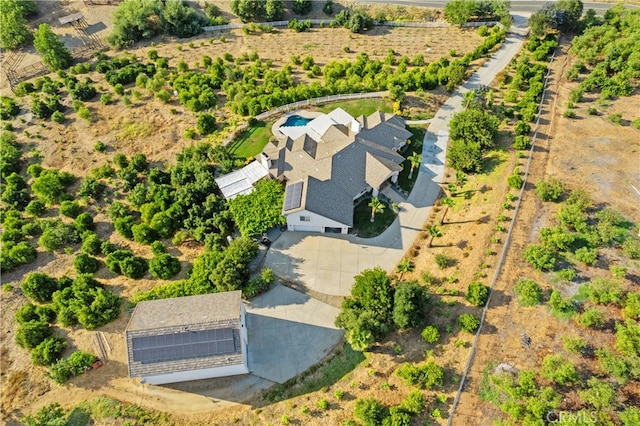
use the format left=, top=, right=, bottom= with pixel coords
left=283, top=181, right=303, bottom=211
left=131, top=328, right=237, bottom=364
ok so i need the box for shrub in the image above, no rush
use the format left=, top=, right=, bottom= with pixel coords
left=563, top=109, right=576, bottom=118
left=196, top=113, right=216, bottom=135
left=513, top=135, right=531, bottom=150
left=514, top=279, right=542, bottom=307
left=576, top=307, right=606, bottom=329
left=548, top=290, right=577, bottom=319
left=354, top=398, right=388, bottom=426
left=149, top=253, right=181, bottom=280
left=401, top=389, right=425, bottom=414
left=16, top=320, right=52, bottom=349
left=15, top=303, right=40, bottom=324
left=59, top=200, right=82, bottom=218
left=574, top=247, right=598, bottom=266
left=51, top=110, right=65, bottom=123
left=316, top=398, right=328, bottom=410
left=81, top=233, right=102, bottom=255
left=74, top=253, right=100, bottom=274
left=535, top=179, right=565, bottom=201
left=514, top=120, right=531, bottom=136
left=31, top=337, right=66, bottom=366
left=466, top=281, right=489, bottom=306
left=561, top=336, right=586, bottom=357
left=435, top=253, right=452, bottom=269
left=74, top=212, right=95, bottom=233
left=395, top=359, right=444, bottom=389
left=459, top=314, right=480, bottom=333
left=22, top=273, right=60, bottom=303
left=524, top=244, right=556, bottom=270
left=47, top=350, right=97, bottom=384
left=608, top=113, right=622, bottom=125
left=393, top=281, right=429, bottom=329
left=421, top=325, right=440, bottom=343
left=541, top=354, right=578, bottom=385
left=507, top=168, right=523, bottom=189
left=106, top=250, right=148, bottom=279
left=25, top=199, right=47, bottom=217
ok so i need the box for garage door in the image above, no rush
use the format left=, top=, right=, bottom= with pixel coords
left=293, top=225, right=323, bottom=232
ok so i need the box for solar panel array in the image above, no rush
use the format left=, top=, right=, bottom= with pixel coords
left=283, top=181, right=303, bottom=211
left=132, top=328, right=235, bottom=364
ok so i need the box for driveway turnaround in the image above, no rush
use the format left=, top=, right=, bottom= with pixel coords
left=245, top=284, right=342, bottom=384
left=265, top=22, right=526, bottom=297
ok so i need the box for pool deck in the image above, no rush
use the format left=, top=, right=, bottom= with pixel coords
left=271, top=110, right=322, bottom=142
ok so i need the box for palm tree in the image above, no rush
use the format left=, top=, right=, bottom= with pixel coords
left=368, top=197, right=385, bottom=222
left=427, top=224, right=442, bottom=247
left=396, top=257, right=414, bottom=280
left=407, top=153, right=422, bottom=180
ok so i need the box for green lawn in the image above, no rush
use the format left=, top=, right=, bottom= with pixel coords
left=352, top=198, right=397, bottom=238
left=227, top=120, right=273, bottom=159
left=398, top=125, right=427, bottom=194
left=316, top=99, right=394, bottom=117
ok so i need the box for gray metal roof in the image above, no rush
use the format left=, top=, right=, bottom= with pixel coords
left=127, top=292, right=242, bottom=332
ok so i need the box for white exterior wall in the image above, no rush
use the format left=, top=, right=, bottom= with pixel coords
left=286, top=210, right=349, bottom=234
left=142, top=363, right=249, bottom=385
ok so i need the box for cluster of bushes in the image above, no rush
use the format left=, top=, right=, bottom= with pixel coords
left=395, top=359, right=444, bottom=388
left=0, top=0, right=37, bottom=50
left=228, top=180, right=286, bottom=237
left=526, top=186, right=637, bottom=272
left=570, top=6, right=639, bottom=102
left=335, top=267, right=429, bottom=351
left=107, top=0, right=209, bottom=49
left=47, top=351, right=98, bottom=384
left=0, top=209, right=38, bottom=272
left=132, top=237, right=259, bottom=302
left=480, top=367, right=561, bottom=423
left=503, top=54, right=549, bottom=126
left=353, top=390, right=426, bottom=426
left=525, top=33, right=558, bottom=62
left=231, top=0, right=316, bottom=23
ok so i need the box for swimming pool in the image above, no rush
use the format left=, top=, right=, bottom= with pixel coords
left=283, top=115, right=312, bottom=127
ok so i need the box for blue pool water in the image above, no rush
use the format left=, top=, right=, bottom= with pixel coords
left=283, top=115, right=312, bottom=127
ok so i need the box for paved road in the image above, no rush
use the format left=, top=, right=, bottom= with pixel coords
left=265, top=17, right=527, bottom=297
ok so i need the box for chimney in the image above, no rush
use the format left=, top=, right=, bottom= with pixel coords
left=351, top=119, right=361, bottom=134
left=259, top=152, right=271, bottom=169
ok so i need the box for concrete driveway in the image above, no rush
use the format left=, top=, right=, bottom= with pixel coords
left=245, top=284, right=342, bottom=384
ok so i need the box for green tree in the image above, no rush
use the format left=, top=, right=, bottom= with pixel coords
left=59, top=200, right=82, bottom=218
left=541, top=354, right=578, bottom=385
left=0, top=0, right=34, bottom=50
left=523, top=244, right=556, bottom=270
left=556, top=0, right=584, bottom=31
left=149, top=253, right=181, bottom=280
left=162, top=0, right=207, bottom=38
left=264, top=0, right=287, bottom=21
left=74, top=253, right=100, bottom=274
left=514, top=279, right=542, bottom=306
left=197, top=113, right=216, bottom=135
left=15, top=320, right=52, bottom=349
left=292, top=0, right=312, bottom=15
left=354, top=397, right=388, bottom=426
left=407, top=153, right=422, bottom=180
left=393, top=281, right=429, bottom=329
left=33, top=24, right=72, bottom=71
left=22, top=272, right=60, bottom=303
left=449, top=109, right=500, bottom=150
left=31, top=336, right=66, bottom=366
left=459, top=313, right=480, bottom=333
left=426, top=224, right=442, bottom=248
left=107, top=0, right=164, bottom=48
left=395, top=359, right=444, bottom=388
left=444, top=0, right=477, bottom=25
left=230, top=0, right=265, bottom=22
left=368, top=197, right=385, bottom=222
left=447, top=139, right=483, bottom=173
left=466, top=281, right=489, bottom=306
left=31, top=169, right=74, bottom=205
left=421, top=325, right=440, bottom=344
left=228, top=179, right=286, bottom=237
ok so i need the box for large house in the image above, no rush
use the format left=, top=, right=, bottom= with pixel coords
left=125, top=291, right=249, bottom=385
left=260, top=108, right=412, bottom=234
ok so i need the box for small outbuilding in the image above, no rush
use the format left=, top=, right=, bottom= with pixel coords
left=125, top=291, right=249, bottom=385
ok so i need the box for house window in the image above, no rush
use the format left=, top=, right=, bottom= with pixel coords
left=300, top=216, right=310, bottom=222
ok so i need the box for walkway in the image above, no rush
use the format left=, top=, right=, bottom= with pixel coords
left=265, top=19, right=526, bottom=296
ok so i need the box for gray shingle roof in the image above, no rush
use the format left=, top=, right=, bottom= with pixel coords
left=127, top=292, right=242, bottom=331
left=303, top=176, right=354, bottom=226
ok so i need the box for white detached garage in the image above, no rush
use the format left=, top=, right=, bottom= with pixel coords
left=125, top=291, right=249, bottom=385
